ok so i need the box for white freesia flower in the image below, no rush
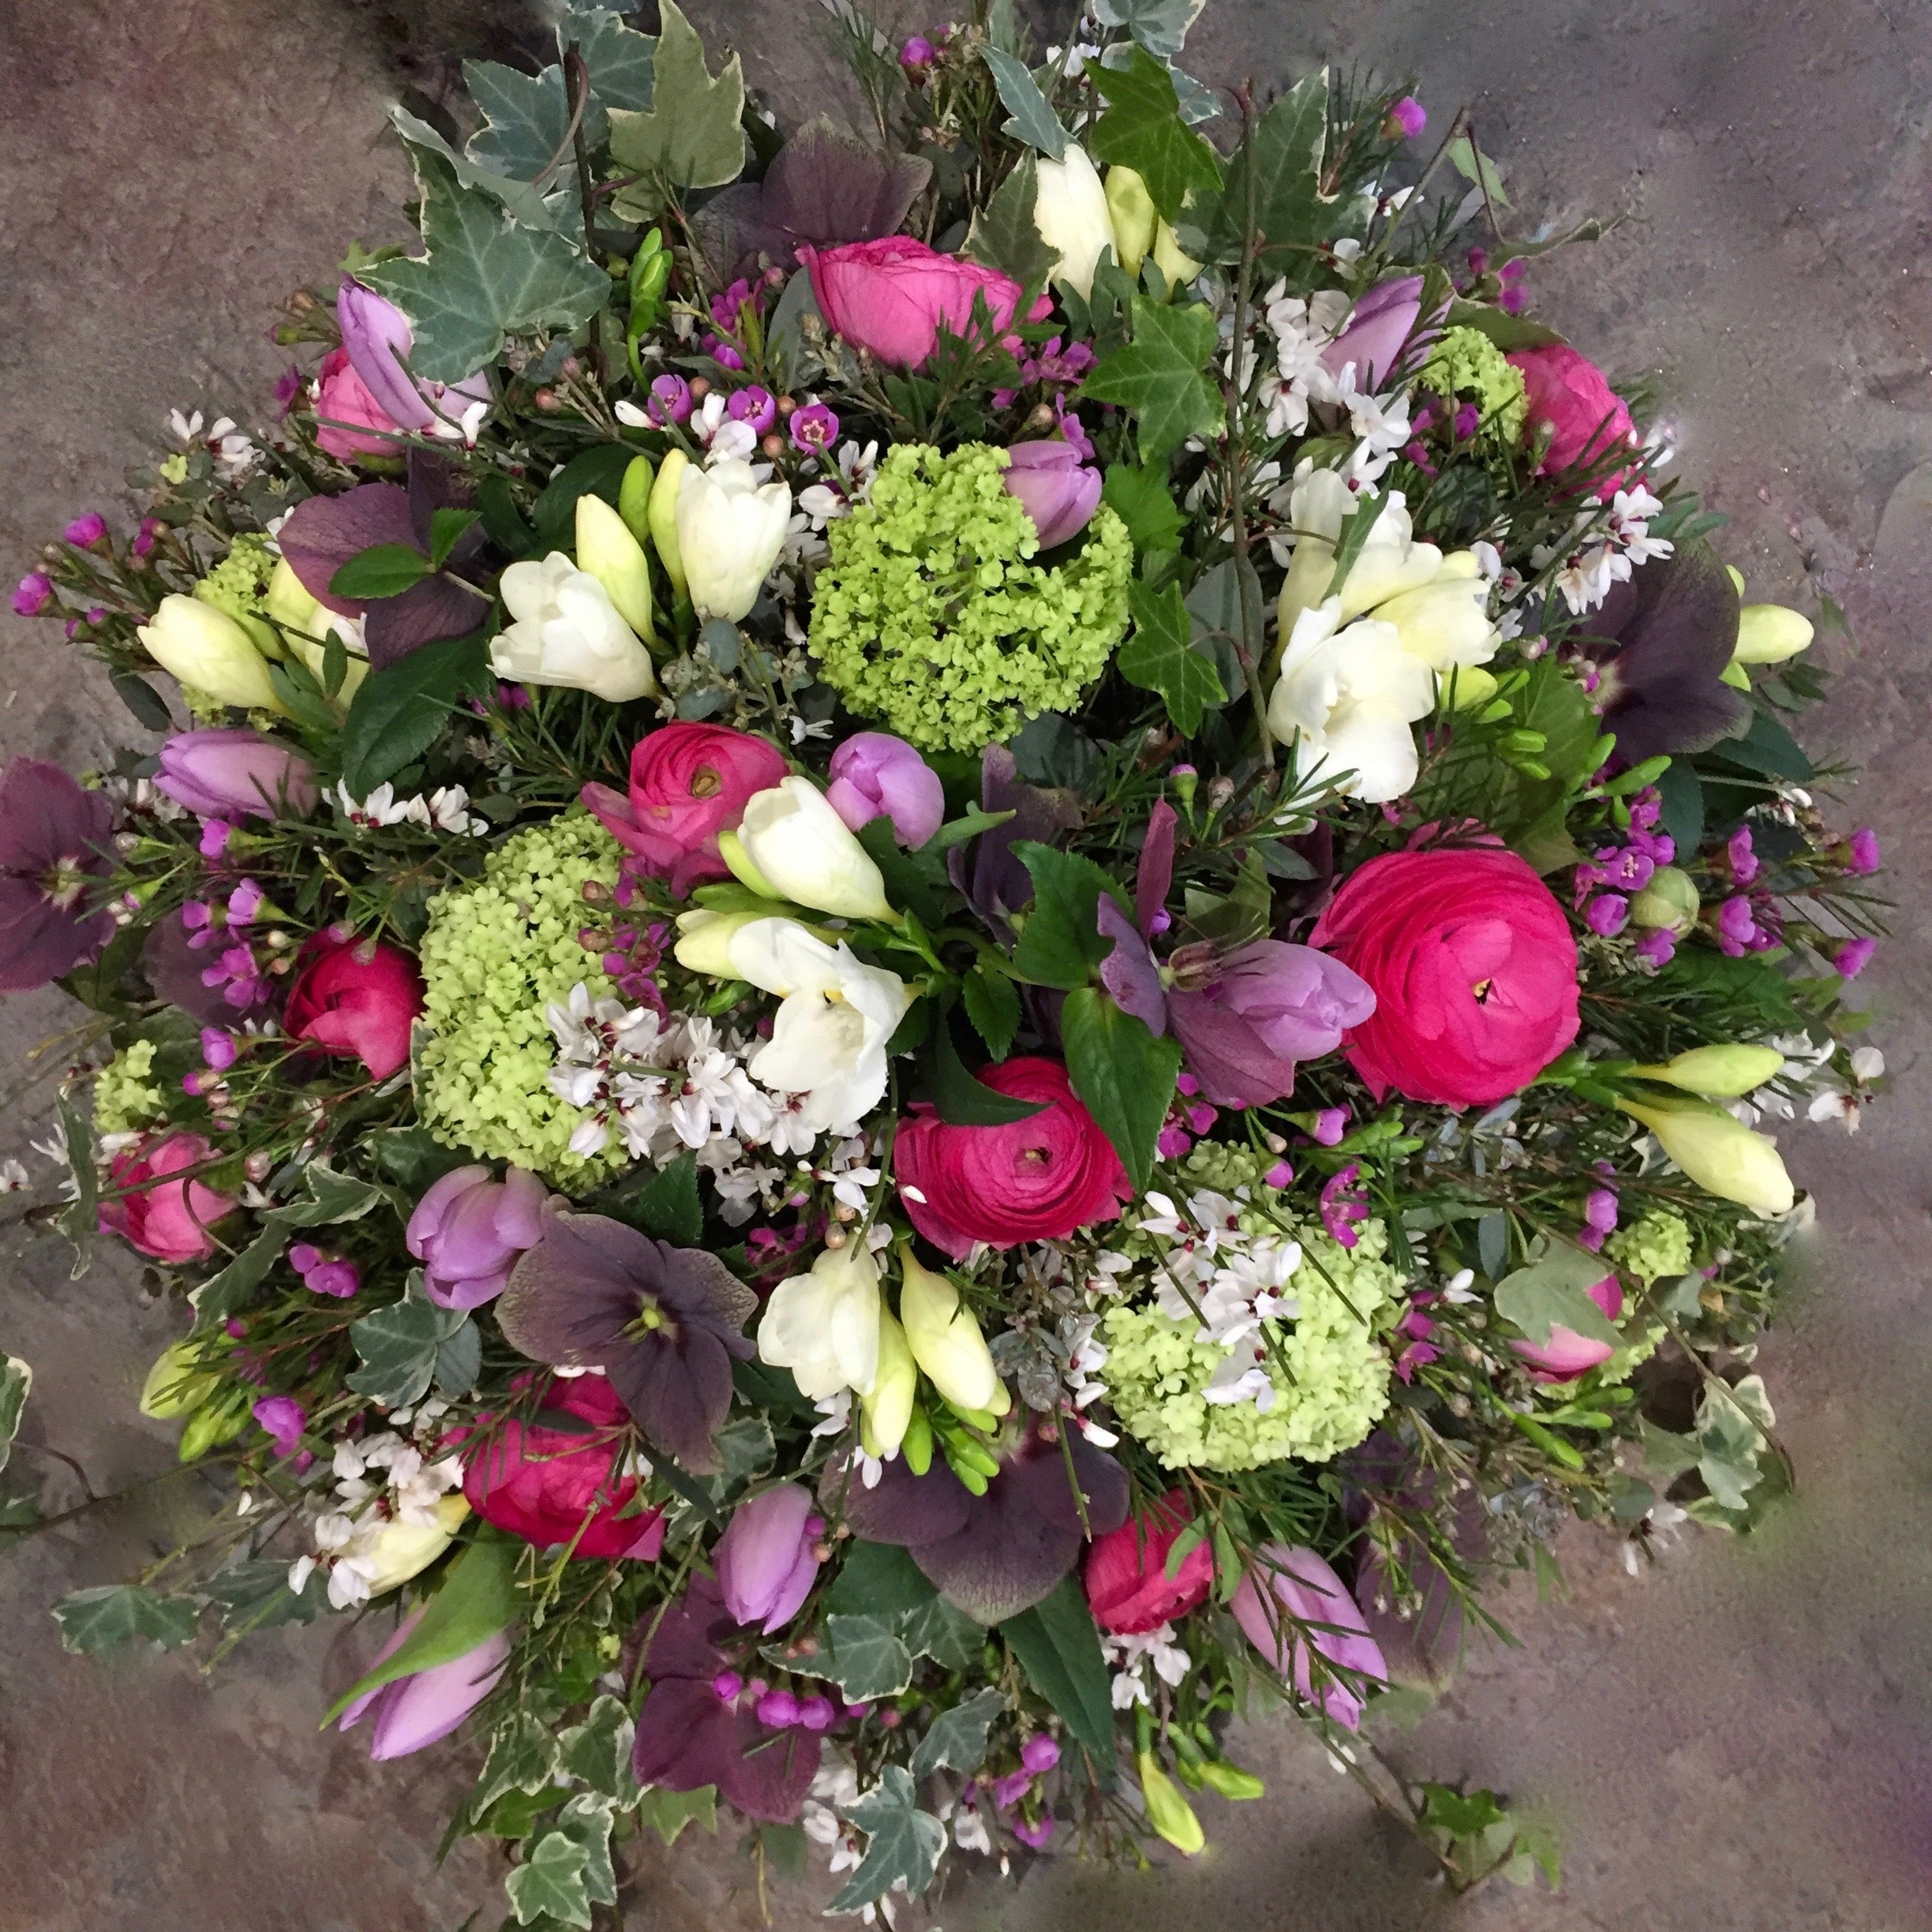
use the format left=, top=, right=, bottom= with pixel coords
left=734, top=777, right=896, bottom=922
left=1267, top=600, right=1434, bottom=803
left=492, top=551, right=657, bottom=702
left=1033, top=143, right=1115, bottom=300
left=759, top=1243, right=884, bottom=1398
left=675, top=456, right=792, bottom=621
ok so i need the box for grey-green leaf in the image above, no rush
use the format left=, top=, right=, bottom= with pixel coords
left=466, top=59, right=600, bottom=182
left=1094, top=0, right=1207, bottom=60
left=911, top=1687, right=1005, bottom=1782
left=1492, top=1240, right=1621, bottom=1347
left=53, top=1585, right=200, bottom=1655
left=0, top=1354, right=29, bottom=1478
left=962, top=152, right=1058, bottom=294
left=982, top=48, right=1069, bottom=159
left=391, top=108, right=564, bottom=231
left=605, top=0, right=745, bottom=219
left=347, top=1296, right=470, bottom=1408
left=829, top=1765, right=947, bottom=1915
left=821, top=1612, right=916, bottom=1702
left=505, top=1830, right=593, bottom=1930
left=477, top=1709, right=567, bottom=1817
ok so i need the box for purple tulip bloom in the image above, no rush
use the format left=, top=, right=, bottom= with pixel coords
left=496, top=1204, right=757, bottom=1473
left=1319, top=276, right=1425, bottom=392
left=1002, top=440, right=1103, bottom=549
left=826, top=732, right=946, bottom=848
left=631, top=1572, right=822, bottom=1819
left=339, top=1612, right=511, bottom=1761
left=1230, top=1543, right=1387, bottom=1730
left=253, top=1395, right=307, bottom=1458
left=155, top=729, right=319, bottom=822
left=337, top=279, right=491, bottom=435
left=714, top=1484, right=824, bottom=1633
left=407, top=1165, right=552, bottom=1311
left=0, top=760, right=117, bottom=994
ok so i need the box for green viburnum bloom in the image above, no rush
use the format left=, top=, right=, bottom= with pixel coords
left=1417, top=326, right=1530, bottom=444
left=193, top=534, right=277, bottom=621
left=1606, top=1207, right=1694, bottom=1284
left=416, top=811, right=627, bottom=1181
left=92, top=1039, right=164, bottom=1135
left=808, top=442, right=1133, bottom=754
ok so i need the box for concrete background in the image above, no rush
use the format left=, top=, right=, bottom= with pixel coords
left=1, top=2, right=1926, bottom=1927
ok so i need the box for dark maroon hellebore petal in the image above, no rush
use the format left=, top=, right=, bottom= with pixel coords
left=0, top=760, right=117, bottom=994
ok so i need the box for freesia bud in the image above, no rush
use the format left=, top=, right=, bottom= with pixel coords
left=647, top=448, right=690, bottom=598
left=1617, top=1094, right=1795, bottom=1216
left=1104, top=165, right=1159, bottom=279
left=859, top=1305, right=917, bottom=1458
left=139, top=1338, right=219, bottom=1419
left=1629, top=864, right=1700, bottom=934
left=138, top=593, right=286, bottom=715
left=193, top=581, right=284, bottom=662
left=714, top=1483, right=824, bottom=1631
left=897, top=1245, right=1009, bottom=1415
left=674, top=457, right=792, bottom=623
left=1151, top=219, right=1203, bottom=290
left=491, top=552, right=657, bottom=702
left=576, top=493, right=657, bottom=645
left=735, top=777, right=897, bottom=922
left=1631, top=1043, right=1785, bottom=1098
left=264, top=555, right=323, bottom=635
left=673, top=907, right=766, bottom=978
left=617, top=452, right=656, bottom=548
left=1194, top=1758, right=1266, bottom=1800
left=1137, top=1751, right=1206, bottom=1855
left=1033, top=144, right=1116, bottom=301
left=358, top=1495, right=471, bottom=1597
left=1733, top=604, right=1814, bottom=665
left=758, top=1242, right=883, bottom=1399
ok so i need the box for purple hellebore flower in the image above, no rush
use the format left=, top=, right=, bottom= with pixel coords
left=63, top=512, right=107, bottom=548
left=631, top=1571, right=822, bottom=1820
left=648, top=373, right=693, bottom=425
left=1002, top=440, right=1103, bottom=549
left=406, top=1165, right=553, bottom=1312
left=496, top=1204, right=758, bottom=1473
left=841, top=1426, right=1129, bottom=1626
left=339, top=1610, right=511, bottom=1761
left=1835, top=936, right=1877, bottom=978
left=337, top=279, right=491, bottom=435
left=253, top=1394, right=307, bottom=1457
left=826, top=732, right=946, bottom=848
left=789, top=402, right=839, bottom=453
left=1847, top=826, right=1880, bottom=876
left=714, top=1483, right=826, bottom=1634
left=155, top=729, right=320, bottom=823
left=727, top=386, right=777, bottom=436
left=1385, top=95, right=1427, bottom=140
left=1319, top=277, right=1425, bottom=392
left=1584, top=892, right=1630, bottom=938
left=13, top=573, right=53, bottom=616
left=0, top=760, right=117, bottom=994
left=1230, top=1543, right=1387, bottom=1730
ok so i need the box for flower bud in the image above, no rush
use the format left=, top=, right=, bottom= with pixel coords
left=576, top=492, right=657, bottom=644
left=1617, top=1095, right=1795, bottom=1216
left=1631, top=1043, right=1784, bottom=1098
left=714, top=1484, right=825, bottom=1631
left=673, top=907, right=765, bottom=977
left=648, top=447, right=690, bottom=598
left=1194, top=1758, right=1266, bottom=1800
left=138, top=593, right=286, bottom=714
left=674, top=457, right=792, bottom=623
left=358, top=1495, right=471, bottom=1597
left=1033, top=144, right=1116, bottom=301
left=193, top=581, right=285, bottom=661
left=1151, top=219, right=1203, bottom=290
left=617, top=452, right=656, bottom=547
left=735, top=777, right=896, bottom=922
left=1733, top=604, right=1813, bottom=665
left=1137, top=1751, right=1206, bottom=1855
left=1629, top=864, right=1700, bottom=934
left=897, top=1245, right=1009, bottom=1415
left=139, top=1338, right=219, bottom=1419
left=1104, top=167, right=1159, bottom=280
left=859, top=1305, right=917, bottom=1459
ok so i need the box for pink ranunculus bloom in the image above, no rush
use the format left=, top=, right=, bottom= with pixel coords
left=1310, top=847, right=1581, bottom=1109
left=802, top=237, right=1052, bottom=372
left=826, top=732, right=945, bottom=848
left=1510, top=1274, right=1623, bottom=1382
left=339, top=1609, right=511, bottom=1761
left=154, top=729, right=319, bottom=822
left=283, top=927, right=424, bottom=1081
left=1084, top=1488, right=1215, bottom=1634
left=1002, top=440, right=1103, bottom=549
left=99, top=1131, right=238, bottom=1265
left=582, top=722, right=789, bottom=897
left=1230, top=1543, right=1387, bottom=1729
left=459, top=1372, right=667, bottom=1561
left=1506, top=343, right=1638, bottom=497
left=895, top=1057, right=1132, bottom=1258
left=312, top=346, right=406, bottom=461
left=1319, top=275, right=1426, bottom=393
left=713, top=1483, right=825, bottom=1634
left=406, top=1165, right=552, bottom=1311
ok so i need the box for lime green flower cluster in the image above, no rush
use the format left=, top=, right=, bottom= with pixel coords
left=1102, top=1161, right=1404, bottom=1471
left=417, top=812, right=624, bottom=1182
left=93, top=1040, right=163, bottom=1135
left=1607, top=1207, right=1694, bottom=1284
left=807, top=443, right=1133, bottom=754
left=1418, top=326, right=1529, bottom=444
left=193, top=534, right=276, bottom=620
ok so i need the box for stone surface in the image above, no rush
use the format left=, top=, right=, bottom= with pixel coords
left=1, top=2, right=1927, bottom=1928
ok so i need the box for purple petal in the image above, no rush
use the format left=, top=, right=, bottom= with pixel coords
left=1095, top=898, right=1166, bottom=1034
left=1166, top=987, right=1300, bottom=1110
left=1136, top=799, right=1177, bottom=941
left=363, top=574, right=492, bottom=669
left=367, top=1632, right=511, bottom=1759
left=278, top=483, right=417, bottom=618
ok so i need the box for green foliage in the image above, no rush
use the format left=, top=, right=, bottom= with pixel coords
left=1061, top=987, right=1181, bottom=1193
left=828, top=1765, right=948, bottom=1915
left=346, top=1291, right=476, bottom=1407
left=1089, top=47, right=1222, bottom=221
left=982, top=48, right=1068, bottom=159
left=338, top=627, right=494, bottom=799
left=1195, top=71, right=1329, bottom=265
left=1084, top=299, right=1223, bottom=461
left=1093, top=0, right=1208, bottom=60
left=52, top=1585, right=200, bottom=1655
left=1102, top=462, right=1185, bottom=557
left=1119, top=577, right=1226, bottom=734
left=0, top=1354, right=29, bottom=1478
left=962, top=154, right=1059, bottom=291
left=606, top=0, right=746, bottom=219
left=1009, top=841, right=1130, bottom=989
left=911, top=1687, right=1005, bottom=1781
left=1000, top=1578, right=1118, bottom=1770
left=820, top=1612, right=917, bottom=1701
left=1492, top=1239, right=1623, bottom=1347
left=505, top=1829, right=593, bottom=1928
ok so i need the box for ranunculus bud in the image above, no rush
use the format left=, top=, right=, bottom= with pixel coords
left=826, top=732, right=945, bottom=848
left=339, top=1610, right=510, bottom=1761
left=1617, top=1094, right=1795, bottom=1216
left=138, top=594, right=285, bottom=714
left=897, top=1246, right=1009, bottom=1416
left=492, top=551, right=657, bottom=703
left=99, top=1132, right=238, bottom=1264
left=1510, top=1273, right=1623, bottom=1380
left=860, top=1305, right=917, bottom=1458
left=406, top=1165, right=552, bottom=1309
left=733, top=776, right=896, bottom=922
left=1103, top=165, right=1159, bottom=280
left=1631, top=1044, right=1784, bottom=1099
left=1032, top=144, right=1115, bottom=301
left=313, top=346, right=406, bottom=461
left=1084, top=1488, right=1213, bottom=1634
left=758, top=1243, right=883, bottom=1400
left=674, top=458, right=792, bottom=623
left=154, top=729, right=318, bottom=822
left=714, top=1484, right=825, bottom=1632
left=1002, top=440, right=1103, bottom=549
left=1733, top=604, right=1814, bottom=665
left=575, top=493, right=657, bottom=646
left=1629, top=864, right=1700, bottom=934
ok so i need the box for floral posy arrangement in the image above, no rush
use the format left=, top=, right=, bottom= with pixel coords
left=3, top=0, right=1885, bottom=1916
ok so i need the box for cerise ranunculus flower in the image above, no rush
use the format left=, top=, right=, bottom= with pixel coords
left=284, top=927, right=423, bottom=1081
left=894, top=1057, right=1130, bottom=1257
left=1309, top=847, right=1580, bottom=1108
left=1506, top=343, right=1637, bottom=497
left=1084, top=1488, right=1215, bottom=1634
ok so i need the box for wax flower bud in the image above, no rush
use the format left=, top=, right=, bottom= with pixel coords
left=1629, top=864, right=1700, bottom=934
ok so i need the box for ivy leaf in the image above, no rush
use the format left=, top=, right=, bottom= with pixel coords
left=189, top=1224, right=290, bottom=1327
left=432, top=1317, right=483, bottom=1400
left=1090, top=46, right=1222, bottom=222
left=361, top=148, right=612, bottom=384
left=200, top=1557, right=328, bottom=1633
left=339, top=626, right=494, bottom=799
left=465, top=60, right=595, bottom=180
left=0, top=1355, right=29, bottom=1478
left=897, top=1592, right=985, bottom=1672
left=1118, top=578, right=1226, bottom=735
left=960, top=964, right=1021, bottom=1061
left=597, top=1148, right=703, bottom=1245
left=829, top=1765, right=948, bottom=1915
left=1093, top=0, right=1208, bottom=60
left=982, top=48, right=1068, bottom=159
left=820, top=1612, right=916, bottom=1702
left=911, top=1687, right=1005, bottom=1782
left=825, top=1540, right=941, bottom=1618
left=1102, top=462, right=1184, bottom=556
left=1196, top=71, right=1330, bottom=266
left=391, top=108, right=566, bottom=232
left=269, top=1161, right=390, bottom=1227
left=554, top=1795, right=620, bottom=1908
left=962, top=152, right=1058, bottom=294
left=505, top=1830, right=592, bottom=1930
left=1061, top=987, right=1181, bottom=1193
left=346, top=1294, right=472, bottom=1407
left=1009, top=842, right=1131, bottom=990
left=636, top=1784, right=717, bottom=1846
left=555, top=5, right=657, bottom=110
left=999, top=1578, right=1118, bottom=1769
left=1084, top=298, right=1223, bottom=462
left=477, top=1709, right=568, bottom=1818
left=605, top=0, right=746, bottom=219
left=53, top=1585, right=200, bottom=1655
left=1492, top=1240, right=1620, bottom=1347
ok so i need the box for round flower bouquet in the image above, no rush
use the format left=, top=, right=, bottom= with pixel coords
left=4, top=0, right=1885, bottom=1916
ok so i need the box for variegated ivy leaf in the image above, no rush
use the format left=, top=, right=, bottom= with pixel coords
left=0, top=1354, right=29, bottom=1477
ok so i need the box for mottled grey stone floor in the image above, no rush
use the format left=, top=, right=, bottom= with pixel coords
left=2, top=3, right=1927, bottom=1928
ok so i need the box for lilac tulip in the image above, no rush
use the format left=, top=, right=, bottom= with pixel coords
left=1319, top=276, right=1425, bottom=392
left=339, top=1611, right=511, bottom=1761
left=0, top=759, right=116, bottom=993
left=1230, top=1543, right=1387, bottom=1729
left=1002, top=440, right=1103, bottom=549
left=714, top=1484, right=824, bottom=1633
left=826, top=732, right=946, bottom=848
left=406, top=1165, right=552, bottom=1311
left=155, top=729, right=319, bottom=822
left=337, top=279, right=491, bottom=436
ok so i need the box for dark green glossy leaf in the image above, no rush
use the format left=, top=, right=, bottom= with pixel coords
left=1119, top=577, right=1225, bottom=734
left=1084, top=298, right=1223, bottom=462
left=1061, top=987, right=1181, bottom=1193
left=999, top=1577, right=1117, bottom=1770
left=1090, top=46, right=1222, bottom=221
left=338, top=627, right=492, bottom=798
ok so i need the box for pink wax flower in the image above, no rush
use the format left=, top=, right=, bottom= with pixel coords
left=789, top=402, right=839, bottom=453
left=13, top=574, right=52, bottom=617
left=1835, top=936, right=1876, bottom=978
left=63, top=512, right=108, bottom=549
left=1384, top=95, right=1426, bottom=140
